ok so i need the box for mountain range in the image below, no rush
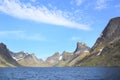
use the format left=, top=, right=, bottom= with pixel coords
left=0, top=17, right=120, bottom=67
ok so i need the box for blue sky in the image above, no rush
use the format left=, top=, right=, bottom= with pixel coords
left=0, top=0, right=120, bottom=60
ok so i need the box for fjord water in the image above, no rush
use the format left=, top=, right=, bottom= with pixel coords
left=0, top=67, right=120, bottom=80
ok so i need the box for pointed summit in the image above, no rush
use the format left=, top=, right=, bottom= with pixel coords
left=0, top=43, right=7, bottom=50
left=0, top=43, right=20, bottom=67
left=74, top=42, right=90, bottom=54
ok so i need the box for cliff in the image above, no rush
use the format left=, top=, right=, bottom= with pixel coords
left=77, top=17, right=120, bottom=66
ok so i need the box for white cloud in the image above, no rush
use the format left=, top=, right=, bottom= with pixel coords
left=0, top=0, right=90, bottom=30
left=70, top=36, right=80, bottom=41
left=0, top=31, right=45, bottom=41
left=95, top=0, right=107, bottom=10
left=30, top=0, right=36, bottom=3
left=75, top=0, right=83, bottom=6
left=71, top=0, right=83, bottom=6
left=0, top=31, right=23, bottom=37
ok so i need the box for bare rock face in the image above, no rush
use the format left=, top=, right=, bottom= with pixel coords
left=100, top=17, right=120, bottom=42
left=74, top=42, right=90, bottom=54
left=91, top=17, right=120, bottom=54
left=0, top=43, right=20, bottom=67
left=73, top=42, right=90, bottom=59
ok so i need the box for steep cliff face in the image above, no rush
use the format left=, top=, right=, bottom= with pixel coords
left=78, top=17, right=120, bottom=66
left=74, top=42, right=90, bottom=55
left=91, top=17, right=120, bottom=54
left=0, top=43, right=20, bottom=67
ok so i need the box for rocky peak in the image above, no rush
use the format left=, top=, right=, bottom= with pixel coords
left=0, top=43, right=6, bottom=47
left=0, top=43, right=10, bottom=56
left=74, top=42, right=90, bottom=54
left=62, top=51, right=68, bottom=55
left=0, top=43, right=7, bottom=50
left=53, top=52, right=60, bottom=56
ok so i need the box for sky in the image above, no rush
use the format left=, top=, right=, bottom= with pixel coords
left=0, top=0, right=120, bottom=60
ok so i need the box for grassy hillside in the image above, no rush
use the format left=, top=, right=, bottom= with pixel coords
left=77, top=40, right=120, bottom=66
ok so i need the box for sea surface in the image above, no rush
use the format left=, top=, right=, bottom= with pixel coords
left=0, top=67, right=120, bottom=80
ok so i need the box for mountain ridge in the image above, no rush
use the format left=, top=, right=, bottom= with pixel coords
left=0, top=17, right=120, bottom=67
left=0, top=41, right=90, bottom=67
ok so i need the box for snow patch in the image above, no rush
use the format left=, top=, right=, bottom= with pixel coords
left=59, top=55, right=62, bottom=61
left=12, top=56, right=25, bottom=61
left=97, top=48, right=103, bottom=56
left=84, top=50, right=89, bottom=53
left=12, top=56, right=17, bottom=61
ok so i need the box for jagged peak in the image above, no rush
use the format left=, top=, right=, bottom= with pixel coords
left=61, top=51, right=72, bottom=55
left=62, top=51, right=67, bottom=54
left=0, top=42, right=7, bottom=49
left=54, top=52, right=60, bottom=55
left=74, top=42, right=90, bottom=53
left=77, top=42, right=86, bottom=46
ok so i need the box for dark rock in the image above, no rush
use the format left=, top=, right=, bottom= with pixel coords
left=74, top=42, right=90, bottom=56
left=0, top=43, right=20, bottom=66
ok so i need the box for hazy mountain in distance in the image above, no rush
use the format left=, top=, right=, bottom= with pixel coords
left=11, top=51, right=48, bottom=67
